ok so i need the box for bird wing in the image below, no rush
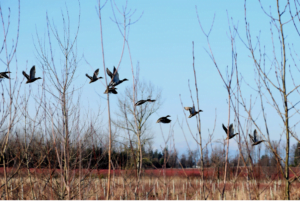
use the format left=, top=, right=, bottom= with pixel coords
left=249, top=134, right=254, bottom=142
left=229, top=124, right=234, bottom=136
left=105, top=87, right=117, bottom=94
left=112, top=88, right=118, bottom=94
left=253, top=129, right=257, bottom=142
left=30, top=66, right=36, bottom=79
left=191, top=106, right=195, bottom=114
left=222, top=124, right=228, bottom=134
left=184, top=107, right=191, bottom=111
left=113, top=67, right=119, bottom=82
left=184, top=107, right=193, bottom=114
left=0, top=72, right=10, bottom=79
left=22, top=71, right=30, bottom=80
left=93, top=69, right=99, bottom=80
left=86, top=74, right=92, bottom=80
left=106, top=68, right=113, bottom=78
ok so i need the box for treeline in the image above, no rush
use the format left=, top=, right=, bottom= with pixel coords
left=2, top=134, right=299, bottom=170
left=0, top=134, right=180, bottom=169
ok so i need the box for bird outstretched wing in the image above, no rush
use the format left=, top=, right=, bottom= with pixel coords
left=222, top=124, right=228, bottom=134
left=249, top=134, right=254, bottom=142
left=229, top=124, right=234, bottom=135
left=22, top=71, right=30, bottom=80
left=93, top=69, right=99, bottom=80
left=253, top=129, right=257, bottom=142
left=30, top=66, right=36, bottom=80
left=184, top=107, right=191, bottom=111
left=86, top=74, right=92, bottom=80
left=113, top=66, right=119, bottom=82
left=106, top=68, right=113, bottom=78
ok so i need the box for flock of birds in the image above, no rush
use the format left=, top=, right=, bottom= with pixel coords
left=0, top=66, right=265, bottom=146
left=221, top=124, right=265, bottom=146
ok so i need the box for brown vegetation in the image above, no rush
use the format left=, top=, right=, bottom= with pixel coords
left=1, top=0, right=300, bottom=200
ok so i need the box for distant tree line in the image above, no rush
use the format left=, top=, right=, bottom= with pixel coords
left=1, top=133, right=299, bottom=170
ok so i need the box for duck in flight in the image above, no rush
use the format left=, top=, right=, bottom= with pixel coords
left=22, top=66, right=42, bottom=84
left=157, top=115, right=171, bottom=124
left=104, top=86, right=118, bottom=94
left=135, top=99, right=156, bottom=106
left=0, top=71, right=11, bottom=79
left=249, top=129, right=265, bottom=146
left=184, top=106, right=203, bottom=118
left=106, top=66, right=128, bottom=87
left=86, top=69, right=103, bottom=84
left=222, top=123, right=238, bottom=139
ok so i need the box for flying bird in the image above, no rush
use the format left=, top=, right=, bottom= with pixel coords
left=104, top=86, right=118, bottom=94
left=86, top=69, right=103, bottom=84
left=222, top=123, right=238, bottom=139
left=157, top=115, right=171, bottom=124
left=135, top=99, right=156, bottom=106
left=106, top=66, right=128, bottom=87
left=0, top=72, right=11, bottom=79
left=22, top=66, right=42, bottom=84
left=249, top=129, right=265, bottom=146
left=184, top=106, right=203, bottom=118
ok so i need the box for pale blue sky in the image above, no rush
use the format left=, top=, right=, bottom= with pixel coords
left=1, top=0, right=299, bottom=158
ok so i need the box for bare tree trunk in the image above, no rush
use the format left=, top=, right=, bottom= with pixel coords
left=192, top=41, right=205, bottom=196
left=222, top=93, right=231, bottom=199
left=2, top=155, right=8, bottom=200
left=96, top=1, right=112, bottom=199
left=0, top=1, right=20, bottom=199
left=63, top=91, right=70, bottom=200
left=276, top=0, right=289, bottom=199
left=107, top=106, right=112, bottom=200
left=79, top=140, right=81, bottom=200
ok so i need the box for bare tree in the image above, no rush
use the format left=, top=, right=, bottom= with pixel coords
left=32, top=2, right=103, bottom=199
left=196, top=9, right=238, bottom=197
left=0, top=1, right=22, bottom=199
left=233, top=0, right=300, bottom=199
left=103, top=0, right=144, bottom=199
left=178, top=41, right=216, bottom=199
left=114, top=79, right=162, bottom=172
left=194, top=0, right=300, bottom=199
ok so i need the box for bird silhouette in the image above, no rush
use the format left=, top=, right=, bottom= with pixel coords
left=22, top=66, right=42, bottom=84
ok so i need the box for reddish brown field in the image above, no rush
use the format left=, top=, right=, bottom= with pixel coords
left=1, top=166, right=298, bottom=179
left=1, top=167, right=300, bottom=200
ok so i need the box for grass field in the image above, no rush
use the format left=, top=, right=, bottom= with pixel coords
left=1, top=167, right=300, bottom=200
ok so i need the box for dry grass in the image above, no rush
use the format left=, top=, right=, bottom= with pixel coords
left=1, top=174, right=300, bottom=200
